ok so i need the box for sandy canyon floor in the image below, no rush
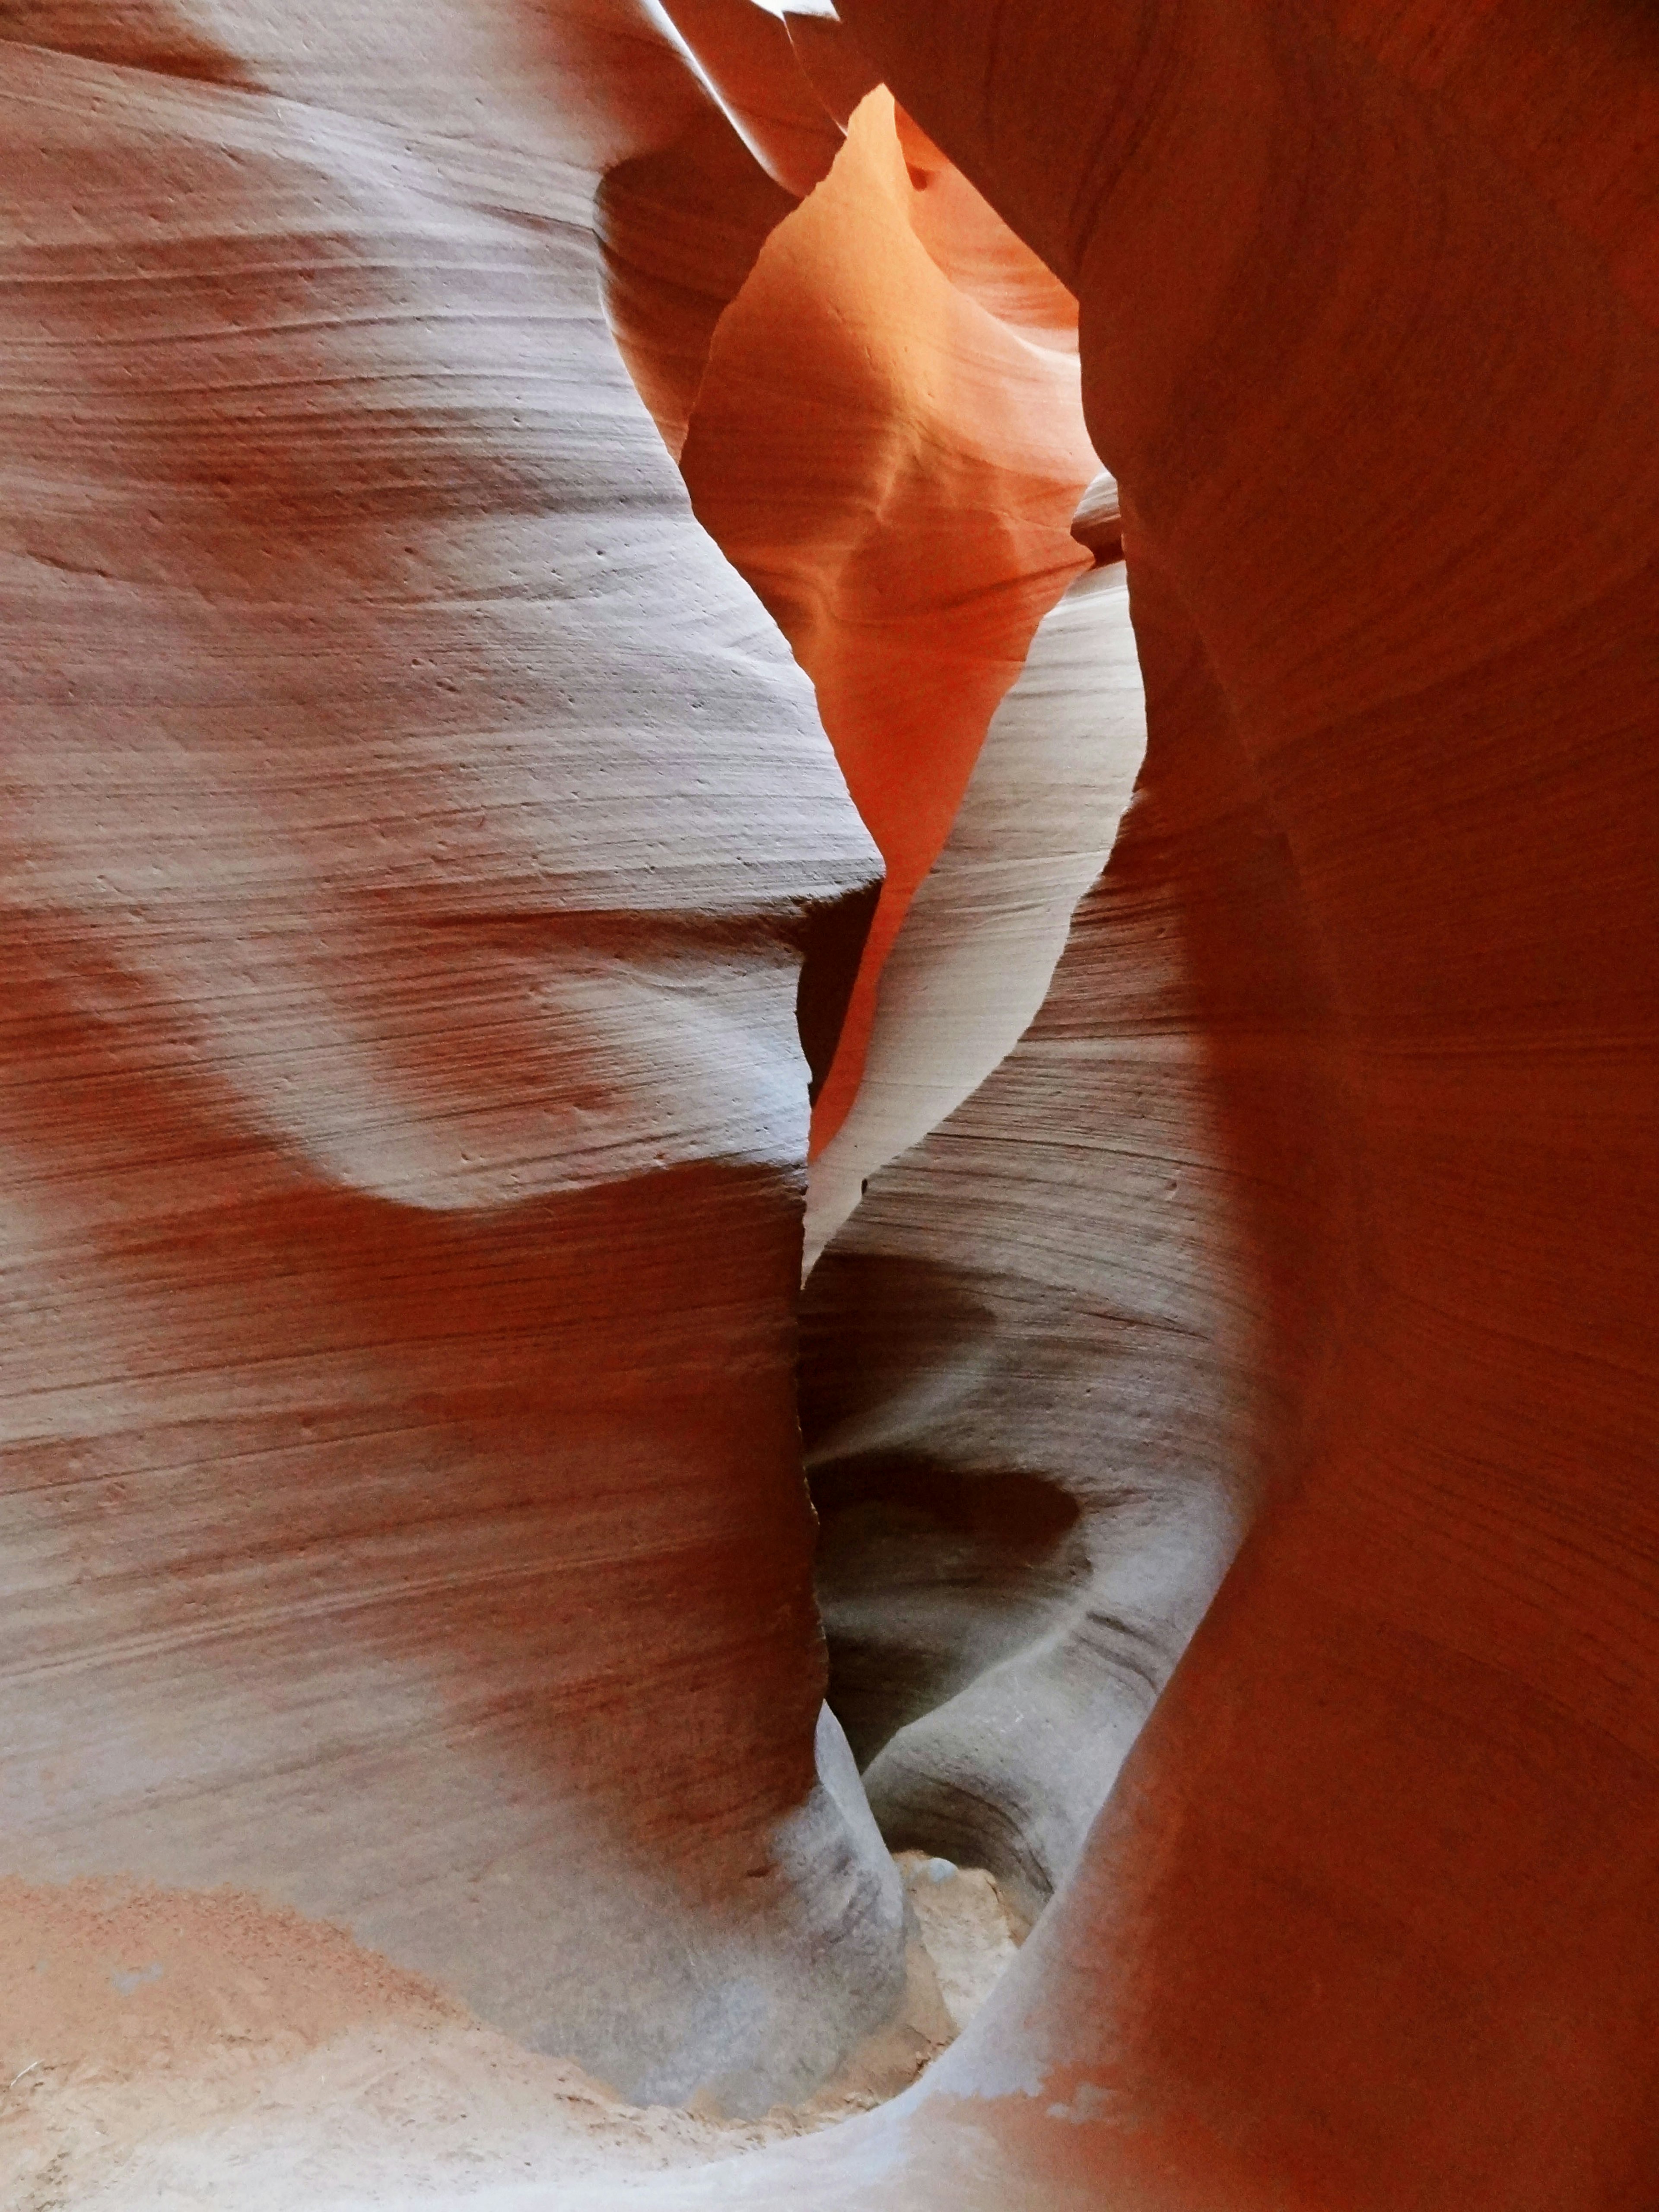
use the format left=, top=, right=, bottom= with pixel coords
left=2, top=1852, right=1022, bottom=2210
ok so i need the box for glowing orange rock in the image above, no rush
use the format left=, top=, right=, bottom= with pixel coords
left=6, top=0, right=1657, bottom=2202
left=680, top=88, right=1096, bottom=1153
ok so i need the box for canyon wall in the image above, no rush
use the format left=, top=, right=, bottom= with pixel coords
left=801, top=534, right=1353, bottom=1930
left=678, top=83, right=1096, bottom=1150
left=3, top=1, right=1656, bottom=2206
left=685, top=0, right=1659, bottom=2200
left=0, top=0, right=904, bottom=2115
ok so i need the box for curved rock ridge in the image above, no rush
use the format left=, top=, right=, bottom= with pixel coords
left=653, top=0, right=843, bottom=199
left=677, top=86, right=1097, bottom=1154
left=0, top=0, right=902, bottom=2117
left=803, top=508, right=1143, bottom=1272
left=4, top=0, right=1657, bottom=2205
left=594, top=0, right=856, bottom=463
left=891, top=104, right=1078, bottom=355
left=802, top=537, right=1352, bottom=1921
left=595, top=2, right=880, bottom=462
left=781, top=9, right=880, bottom=133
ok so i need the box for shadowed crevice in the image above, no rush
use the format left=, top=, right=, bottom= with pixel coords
left=810, top=1452, right=1089, bottom=1767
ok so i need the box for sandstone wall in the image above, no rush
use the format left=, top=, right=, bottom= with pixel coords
left=0, top=0, right=896, bottom=2113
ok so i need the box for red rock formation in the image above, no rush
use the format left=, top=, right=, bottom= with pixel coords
left=721, top=0, right=1659, bottom=2199
left=801, top=532, right=1351, bottom=1927
left=6, top=0, right=1657, bottom=2202
left=0, top=0, right=901, bottom=2117
left=655, top=0, right=842, bottom=198
left=678, top=88, right=1096, bottom=1150
left=781, top=8, right=880, bottom=132
left=802, top=481, right=1142, bottom=1267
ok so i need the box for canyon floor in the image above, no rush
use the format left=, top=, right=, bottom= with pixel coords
left=2, top=1853, right=1020, bottom=2211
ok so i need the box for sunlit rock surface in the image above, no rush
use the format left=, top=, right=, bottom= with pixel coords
left=736, top=0, right=1659, bottom=2200
left=802, top=509, right=1144, bottom=1271
left=0, top=0, right=896, bottom=2120
left=679, top=85, right=1096, bottom=1151
left=802, top=539, right=1351, bottom=1922
left=3, top=0, right=1657, bottom=2207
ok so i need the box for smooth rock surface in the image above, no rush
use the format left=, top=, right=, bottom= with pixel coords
left=0, top=0, right=897, bottom=2115
left=748, top=0, right=1659, bottom=2199
left=4, top=0, right=1658, bottom=2205
left=679, top=87, right=1096, bottom=1152
left=803, top=539, right=1351, bottom=1920
left=803, top=541, right=1144, bottom=1270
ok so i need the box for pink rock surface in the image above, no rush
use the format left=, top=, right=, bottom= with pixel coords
left=761, top=0, right=1659, bottom=2198
left=802, top=531, right=1351, bottom=1926
left=4, top=0, right=1658, bottom=2204
left=0, top=0, right=897, bottom=2117
left=802, top=499, right=1143, bottom=1268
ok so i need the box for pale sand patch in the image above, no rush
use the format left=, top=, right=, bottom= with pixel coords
left=893, top=1850, right=1025, bottom=2034
left=1, top=1857, right=1021, bottom=2209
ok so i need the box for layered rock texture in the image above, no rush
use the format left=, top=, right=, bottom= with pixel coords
left=3, top=1, right=1658, bottom=2209
left=801, top=524, right=1351, bottom=1926
left=0, top=0, right=900, bottom=2122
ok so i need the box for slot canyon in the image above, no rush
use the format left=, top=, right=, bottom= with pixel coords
left=0, top=2, right=1654, bottom=2206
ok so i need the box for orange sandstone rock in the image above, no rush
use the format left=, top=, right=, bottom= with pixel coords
left=5, top=0, right=1658, bottom=2205
left=768, top=0, right=1659, bottom=2199
left=679, top=88, right=1096, bottom=1152
left=802, top=491, right=1142, bottom=1268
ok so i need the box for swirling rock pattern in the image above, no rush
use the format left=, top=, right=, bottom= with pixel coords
left=802, top=515, right=1143, bottom=1269
left=802, top=535, right=1352, bottom=1926
left=777, top=0, right=1659, bottom=2199
left=0, top=0, right=897, bottom=2118
left=679, top=85, right=1096, bottom=1152
left=3, top=0, right=1657, bottom=2204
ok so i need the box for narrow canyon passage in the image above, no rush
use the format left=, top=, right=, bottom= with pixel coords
left=1, top=3, right=1656, bottom=2210
left=0, top=6, right=1119, bottom=2195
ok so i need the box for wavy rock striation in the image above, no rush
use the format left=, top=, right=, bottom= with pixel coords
left=802, top=490, right=1143, bottom=1270
left=700, top=0, right=1659, bottom=2199
left=4, top=0, right=1657, bottom=2205
left=801, top=531, right=1351, bottom=1923
left=0, top=0, right=899, bottom=2119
